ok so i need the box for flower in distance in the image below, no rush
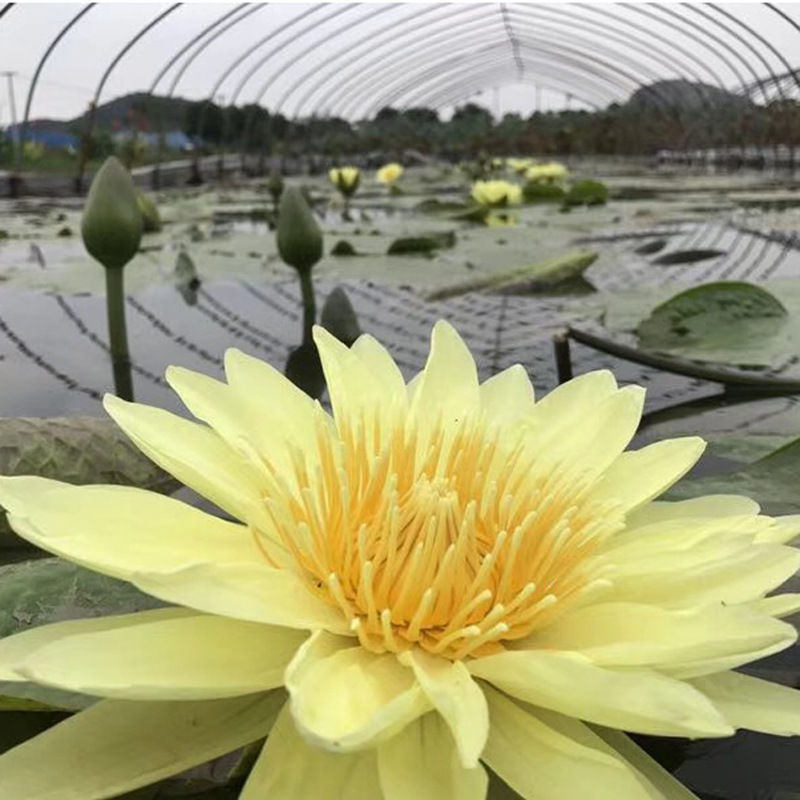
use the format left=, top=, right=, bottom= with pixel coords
left=376, top=163, right=404, bottom=186
left=0, top=322, right=799, bottom=798
left=328, top=166, right=361, bottom=198
left=505, top=157, right=533, bottom=174
left=471, top=179, right=523, bottom=208
left=525, top=161, right=569, bottom=183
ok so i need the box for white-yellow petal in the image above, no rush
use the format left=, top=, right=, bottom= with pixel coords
left=0, top=607, right=190, bottom=682
left=481, top=686, right=652, bottom=800
left=132, top=561, right=351, bottom=633
left=241, top=701, right=381, bottom=799
left=15, top=611, right=307, bottom=701
left=593, top=437, right=706, bottom=512
left=399, top=649, right=488, bottom=767
left=103, top=394, right=263, bottom=522
left=470, top=649, right=732, bottom=738
left=691, top=671, right=800, bottom=735
left=378, top=713, right=488, bottom=800
left=591, top=727, right=702, bottom=799
left=285, top=630, right=430, bottom=752
left=627, top=495, right=760, bottom=528
left=350, top=333, right=407, bottom=400
left=0, top=478, right=257, bottom=580
left=525, top=369, right=617, bottom=432
left=479, top=364, right=534, bottom=425
left=524, top=601, right=795, bottom=673
left=410, top=320, right=479, bottom=425
left=0, top=692, right=283, bottom=800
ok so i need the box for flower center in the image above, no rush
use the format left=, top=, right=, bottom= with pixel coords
left=255, top=407, right=622, bottom=660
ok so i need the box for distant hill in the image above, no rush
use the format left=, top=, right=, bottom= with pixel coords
left=627, top=80, right=752, bottom=112
left=24, top=92, right=197, bottom=134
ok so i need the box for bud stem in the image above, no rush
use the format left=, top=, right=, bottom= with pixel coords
left=105, top=268, right=134, bottom=401
left=299, top=269, right=316, bottom=344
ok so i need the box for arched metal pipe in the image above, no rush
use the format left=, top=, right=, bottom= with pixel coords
left=74, top=3, right=181, bottom=193
left=147, top=2, right=247, bottom=188
left=13, top=3, right=94, bottom=196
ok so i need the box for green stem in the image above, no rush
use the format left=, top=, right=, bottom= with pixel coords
left=105, top=268, right=134, bottom=401
left=298, top=270, right=316, bottom=345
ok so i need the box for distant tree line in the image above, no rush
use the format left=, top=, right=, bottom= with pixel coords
left=184, top=92, right=800, bottom=159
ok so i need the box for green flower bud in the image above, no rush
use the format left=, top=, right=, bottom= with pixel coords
left=267, top=171, right=284, bottom=204
left=81, top=157, right=143, bottom=270
left=137, top=192, right=162, bottom=233
left=277, top=186, right=323, bottom=274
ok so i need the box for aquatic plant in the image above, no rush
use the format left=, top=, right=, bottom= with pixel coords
left=80, top=156, right=143, bottom=401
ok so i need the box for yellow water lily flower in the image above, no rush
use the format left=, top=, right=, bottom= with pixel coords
left=0, top=322, right=800, bottom=798
left=328, top=165, right=360, bottom=197
left=525, top=161, right=569, bottom=183
left=471, top=180, right=522, bottom=208
left=506, top=157, right=533, bottom=174
left=376, top=163, right=404, bottom=185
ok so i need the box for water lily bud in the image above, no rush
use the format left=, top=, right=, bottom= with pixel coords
left=137, top=192, right=162, bottom=233
left=328, top=166, right=360, bottom=197
left=277, top=186, right=323, bottom=274
left=81, top=157, right=143, bottom=270
left=267, top=171, right=284, bottom=203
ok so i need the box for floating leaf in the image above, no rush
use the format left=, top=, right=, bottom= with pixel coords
left=387, top=231, right=456, bottom=255
left=669, top=436, right=800, bottom=516
left=0, top=557, right=162, bottom=710
left=636, top=281, right=788, bottom=355
left=425, top=250, right=598, bottom=301
left=330, top=240, right=358, bottom=257
left=522, top=182, right=566, bottom=204
left=652, top=249, right=725, bottom=266
left=635, top=239, right=667, bottom=255
left=563, top=180, right=609, bottom=208
left=0, top=417, right=180, bottom=551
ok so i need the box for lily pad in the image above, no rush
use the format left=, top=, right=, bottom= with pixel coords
left=330, top=240, right=358, bottom=257
left=635, top=239, right=668, bottom=255
left=637, top=282, right=788, bottom=354
left=387, top=231, right=456, bottom=255
left=0, top=417, right=180, bottom=552
left=652, top=249, right=726, bottom=266
left=669, top=436, right=800, bottom=515
left=425, top=250, right=598, bottom=301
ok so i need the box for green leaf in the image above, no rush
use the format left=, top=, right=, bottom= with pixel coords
left=0, top=417, right=180, bottom=551
left=424, top=250, right=598, bottom=301
left=669, top=436, right=800, bottom=515
left=636, top=282, right=788, bottom=357
left=652, top=249, right=725, bottom=266
left=0, top=557, right=163, bottom=710
left=387, top=231, right=456, bottom=255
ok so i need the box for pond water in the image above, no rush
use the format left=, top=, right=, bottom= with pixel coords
left=1, top=165, right=800, bottom=797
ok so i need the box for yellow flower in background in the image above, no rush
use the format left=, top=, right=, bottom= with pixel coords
left=526, top=161, right=569, bottom=183
left=471, top=179, right=522, bottom=208
left=328, top=165, right=360, bottom=197
left=505, top=157, right=533, bottom=174
left=376, top=162, right=404, bottom=185
left=0, top=321, right=799, bottom=798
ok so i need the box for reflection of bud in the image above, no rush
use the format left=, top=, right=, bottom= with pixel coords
left=81, top=157, right=143, bottom=270
left=328, top=166, right=360, bottom=197
left=277, top=186, right=323, bottom=275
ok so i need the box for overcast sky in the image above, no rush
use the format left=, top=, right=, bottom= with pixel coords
left=0, top=2, right=798, bottom=127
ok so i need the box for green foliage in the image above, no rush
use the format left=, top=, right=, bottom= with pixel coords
left=0, top=416, right=180, bottom=551
left=387, top=231, right=456, bottom=255
left=522, top=181, right=566, bottom=204
left=562, top=180, right=609, bottom=208
left=652, top=249, right=725, bottom=266
left=81, top=157, right=143, bottom=270
left=637, top=281, right=788, bottom=353
left=330, top=239, right=358, bottom=257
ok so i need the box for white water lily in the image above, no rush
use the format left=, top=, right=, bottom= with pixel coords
left=0, top=321, right=798, bottom=798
